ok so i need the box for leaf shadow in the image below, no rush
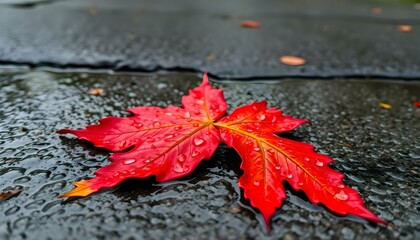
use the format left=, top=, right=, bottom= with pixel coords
left=58, top=136, right=110, bottom=157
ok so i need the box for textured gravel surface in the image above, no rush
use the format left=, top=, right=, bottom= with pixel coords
left=0, top=0, right=420, bottom=79
left=0, top=69, right=419, bottom=239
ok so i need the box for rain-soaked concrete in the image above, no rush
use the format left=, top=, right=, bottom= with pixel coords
left=1, top=0, right=420, bottom=79
left=0, top=69, right=419, bottom=239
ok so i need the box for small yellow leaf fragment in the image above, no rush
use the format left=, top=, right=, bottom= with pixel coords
left=60, top=180, right=95, bottom=198
left=88, top=88, right=104, bottom=95
left=379, top=103, right=392, bottom=109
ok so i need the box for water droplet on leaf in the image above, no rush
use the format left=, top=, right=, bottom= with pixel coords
left=253, top=147, right=260, bottom=152
left=335, top=190, right=349, bottom=201
left=164, top=134, right=174, bottom=139
left=123, top=159, right=136, bottom=165
left=173, top=163, right=189, bottom=173
left=177, top=153, right=186, bottom=162
left=272, top=116, right=277, bottom=123
left=316, top=160, right=324, bottom=167
left=119, top=141, right=128, bottom=148
left=191, top=151, right=199, bottom=157
left=257, top=114, right=266, bottom=121
left=194, top=138, right=204, bottom=146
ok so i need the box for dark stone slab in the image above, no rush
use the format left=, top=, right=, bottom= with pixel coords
left=0, top=69, right=419, bottom=239
left=0, top=0, right=420, bottom=79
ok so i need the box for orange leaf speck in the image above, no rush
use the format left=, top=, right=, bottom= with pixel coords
left=398, top=25, right=413, bottom=32
left=371, top=7, right=382, bottom=15
left=88, top=88, right=104, bottom=95
left=279, top=56, right=306, bottom=66
left=241, top=20, right=260, bottom=28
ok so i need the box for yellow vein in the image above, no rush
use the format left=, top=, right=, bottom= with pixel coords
left=214, top=123, right=335, bottom=196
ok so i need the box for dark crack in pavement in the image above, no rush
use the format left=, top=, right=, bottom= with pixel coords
left=0, top=69, right=419, bottom=239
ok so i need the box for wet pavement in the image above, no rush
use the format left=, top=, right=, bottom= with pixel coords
left=1, top=0, right=420, bottom=239
left=0, top=69, right=419, bottom=239
left=1, top=0, right=420, bottom=79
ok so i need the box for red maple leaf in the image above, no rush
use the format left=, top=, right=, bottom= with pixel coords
left=58, top=74, right=385, bottom=227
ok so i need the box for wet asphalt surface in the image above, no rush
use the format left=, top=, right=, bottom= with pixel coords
left=0, top=0, right=420, bottom=239
left=1, top=0, right=420, bottom=79
left=0, top=70, right=419, bottom=239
